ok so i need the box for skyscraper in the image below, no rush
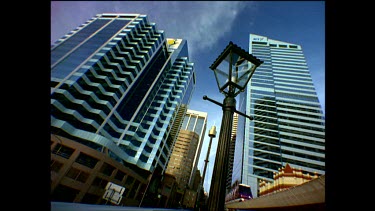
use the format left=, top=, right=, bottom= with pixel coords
left=166, top=109, right=208, bottom=189
left=50, top=13, right=195, bottom=205
left=232, top=34, right=325, bottom=197
left=181, top=109, right=208, bottom=187
left=165, top=130, right=199, bottom=190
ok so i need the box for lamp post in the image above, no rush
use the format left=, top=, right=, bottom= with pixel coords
left=203, top=41, right=263, bottom=211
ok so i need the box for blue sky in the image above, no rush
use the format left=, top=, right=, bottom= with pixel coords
left=51, top=1, right=325, bottom=194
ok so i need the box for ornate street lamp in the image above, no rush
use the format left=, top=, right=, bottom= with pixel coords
left=203, top=41, right=263, bottom=211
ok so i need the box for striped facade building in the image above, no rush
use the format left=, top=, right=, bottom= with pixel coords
left=50, top=13, right=195, bottom=206
left=232, top=34, right=325, bottom=197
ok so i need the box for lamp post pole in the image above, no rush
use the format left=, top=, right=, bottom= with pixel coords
left=206, top=95, right=236, bottom=211
left=203, top=41, right=263, bottom=211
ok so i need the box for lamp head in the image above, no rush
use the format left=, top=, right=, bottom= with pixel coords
left=210, top=41, right=263, bottom=96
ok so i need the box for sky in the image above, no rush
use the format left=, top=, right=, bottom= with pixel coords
left=51, top=1, right=325, bottom=194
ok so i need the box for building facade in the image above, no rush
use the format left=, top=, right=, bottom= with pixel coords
left=51, top=13, right=195, bottom=205
left=165, top=109, right=207, bottom=208
left=226, top=112, right=238, bottom=191
left=165, top=130, right=199, bottom=190
left=175, top=109, right=208, bottom=188
left=232, top=34, right=325, bottom=197
left=258, top=163, right=319, bottom=196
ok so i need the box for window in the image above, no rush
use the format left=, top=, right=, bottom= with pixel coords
left=52, top=144, right=75, bottom=159
left=100, top=162, right=115, bottom=176
left=125, top=175, right=135, bottom=186
left=92, top=176, right=108, bottom=189
left=66, top=167, right=89, bottom=183
left=187, top=116, right=196, bottom=131
left=129, top=180, right=140, bottom=199
left=115, top=170, right=126, bottom=182
left=51, top=184, right=79, bottom=202
left=75, top=153, right=99, bottom=169
left=51, top=160, right=63, bottom=173
left=252, top=41, right=267, bottom=45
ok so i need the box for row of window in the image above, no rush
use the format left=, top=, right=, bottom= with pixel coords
left=252, top=41, right=299, bottom=49
left=51, top=142, right=144, bottom=203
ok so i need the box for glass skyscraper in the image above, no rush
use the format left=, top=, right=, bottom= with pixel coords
left=50, top=13, right=195, bottom=204
left=232, top=34, right=325, bottom=197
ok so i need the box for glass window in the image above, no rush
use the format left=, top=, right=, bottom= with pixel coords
left=115, top=170, right=126, bottom=181
left=51, top=160, right=64, bottom=173
left=125, top=176, right=135, bottom=186
left=100, top=162, right=115, bottom=176
left=75, top=153, right=99, bottom=169
left=195, top=117, right=205, bottom=135
left=52, top=144, right=75, bottom=159
left=92, top=177, right=108, bottom=189
left=187, top=116, right=196, bottom=131
left=181, top=116, right=189, bottom=130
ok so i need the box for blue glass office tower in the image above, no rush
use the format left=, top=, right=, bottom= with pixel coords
left=51, top=13, right=195, bottom=178
left=232, top=34, right=325, bottom=197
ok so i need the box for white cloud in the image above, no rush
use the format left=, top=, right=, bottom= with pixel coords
left=147, top=1, right=255, bottom=58
left=186, top=2, right=250, bottom=56
left=52, top=1, right=257, bottom=56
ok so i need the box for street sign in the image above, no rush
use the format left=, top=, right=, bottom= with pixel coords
left=105, top=182, right=125, bottom=195
left=102, top=182, right=125, bottom=205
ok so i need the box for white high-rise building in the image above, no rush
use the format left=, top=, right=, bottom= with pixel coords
left=232, top=34, right=325, bottom=197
